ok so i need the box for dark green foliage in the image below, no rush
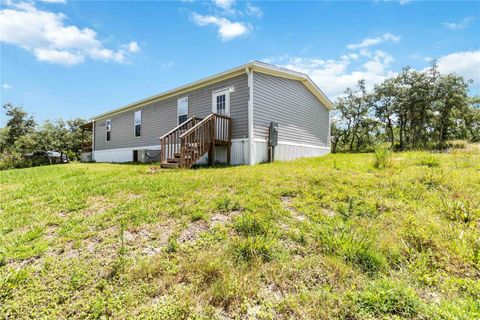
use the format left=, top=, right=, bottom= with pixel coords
left=1, top=103, right=89, bottom=170
left=331, top=63, right=478, bottom=153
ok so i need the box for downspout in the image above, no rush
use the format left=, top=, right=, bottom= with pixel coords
left=92, top=119, right=95, bottom=162
left=246, top=67, right=255, bottom=165
left=328, top=110, right=331, bottom=151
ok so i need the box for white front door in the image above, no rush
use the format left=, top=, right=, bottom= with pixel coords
left=212, top=89, right=230, bottom=116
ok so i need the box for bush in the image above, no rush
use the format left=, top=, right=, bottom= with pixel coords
left=0, top=150, right=31, bottom=170
left=353, top=279, right=422, bottom=317
left=446, top=140, right=467, bottom=149
left=373, top=145, right=392, bottom=169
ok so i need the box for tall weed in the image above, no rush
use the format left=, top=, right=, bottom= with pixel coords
left=373, top=145, right=393, bottom=169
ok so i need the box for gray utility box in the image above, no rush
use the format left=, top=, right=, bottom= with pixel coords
left=268, top=122, right=279, bottom=147
left=268, top=122, right=278, bottom=162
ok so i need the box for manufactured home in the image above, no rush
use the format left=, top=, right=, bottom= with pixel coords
left=82, top=61, right=333, bottom=168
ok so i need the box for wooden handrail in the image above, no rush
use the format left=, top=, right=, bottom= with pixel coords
left=160, top=113, right=231, bottom=168
left=179, top=113, right=215, bottom=139
left=159, top=116, right=201, bottom=140
left=178, top=113, right=231, bottom=168
left=159, top=116, right=201, bottom=164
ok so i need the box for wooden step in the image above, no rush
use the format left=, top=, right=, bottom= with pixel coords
left=160, top=162, right=179, bottom=168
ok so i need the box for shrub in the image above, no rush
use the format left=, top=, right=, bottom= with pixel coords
left=0, top=150, right=31, bottom=170
left=446, top=140, right=467, bottom=149
left=353, top=279, right=422, bottom=317
left=373, top=145, right=392, bottom=169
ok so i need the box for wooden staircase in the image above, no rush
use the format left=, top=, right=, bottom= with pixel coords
left=159, top=113, right=232, bottom=168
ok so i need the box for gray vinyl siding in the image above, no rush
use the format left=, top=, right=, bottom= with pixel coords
left=94, top=74, right=248, bottom=151
left=253, top=72, right=330, bottom=147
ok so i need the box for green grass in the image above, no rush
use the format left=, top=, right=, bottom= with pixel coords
left=1, top=146, right=479, bottom=319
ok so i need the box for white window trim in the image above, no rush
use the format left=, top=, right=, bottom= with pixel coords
left=177, top=97, right=189, bottom=125
left=106, top=119, right=111, bottom=142
left=134, top=110, right=141, bottom=138
left=211, top=88, right=231, bottom=116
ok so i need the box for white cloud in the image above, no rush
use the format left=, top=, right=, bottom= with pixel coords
left=245, top=3, right=263, bottom=17
left=267, top=50, right=396, bottom=100
left=264, top=32, right=402, bottom=99
left=191, top=13, right=249, bottom=41
left=213, top=0, right=235, bottom=10
left=347, top=33, right=400, bottom=50
left=2, top=84, right=12, bottom=90
left=399, top=0, right=411, bottom=5
left=38, top=0, right=66, bottom=3
left=0, top=2, right=140, bottom=65
left=265, top=49, right=480, bottom=101
left=126, top=41, right=140, bottom=53
left=436, top=50, right=480, bottom=89
left=443, top=17, right=475, bottom=30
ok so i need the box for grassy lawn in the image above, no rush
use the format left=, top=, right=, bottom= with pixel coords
left=1, top=147, right=479, bottom=319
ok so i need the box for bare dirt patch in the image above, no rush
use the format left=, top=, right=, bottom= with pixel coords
left=44, top=225, right=59, bottom=241
left=177, top=211, right=241, bottom=244
left=128, top=220, right=176, bottom=256
left=82, top=196, right=112, bottom=216
left=178, top=220, right=209, bottom=243
left=321, top=208, right=336, bottom=217
left=281, top=196, right=307, bottom=222
left=210, top=210, right=241, bottom=227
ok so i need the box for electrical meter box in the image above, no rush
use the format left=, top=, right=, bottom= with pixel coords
left=268, top=122, right=279, bottom=147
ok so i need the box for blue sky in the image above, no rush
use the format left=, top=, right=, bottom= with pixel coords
left=1, top=0, right=479, bottom=126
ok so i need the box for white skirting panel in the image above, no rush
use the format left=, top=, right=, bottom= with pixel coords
left=93, top=148, right=133, bottom=163
left=254, top=139, right=330, bottom=164
left=214, top=139, right=249, bottom=165
left=92, top=141, right=249, bottom=165
left=92, top=139, right=328, bottom=165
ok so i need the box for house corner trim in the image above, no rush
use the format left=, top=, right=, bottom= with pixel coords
left=247, top=68, right=255, bottom=165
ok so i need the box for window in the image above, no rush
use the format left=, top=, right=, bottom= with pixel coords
left=216, top=94, right=226, bottom=114
left=106, top=119, right=111, bottom=142
left=134, top=110, right=141, bottom=137
left=212, top=88, right=230, bottom=116
left=177, top=97, right=188, bottom=125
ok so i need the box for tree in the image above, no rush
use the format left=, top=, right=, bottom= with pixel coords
left=333, top=80, right=376, bottom=152
left=2, top=103, right=35, bottom=151
left=331, top=62, right=475, bottom=153
left=433, top=74, right=470, bottom=147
